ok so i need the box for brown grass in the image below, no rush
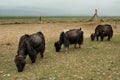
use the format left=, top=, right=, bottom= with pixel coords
left=0, top=21, right=120, bottom=44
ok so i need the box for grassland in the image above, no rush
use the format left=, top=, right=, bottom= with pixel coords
left=0, top=16, right=120, bottom=24
left=0, top=17, right=120, bottom=80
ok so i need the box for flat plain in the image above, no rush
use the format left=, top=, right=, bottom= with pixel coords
left=0, top=17, right=120, bottom=80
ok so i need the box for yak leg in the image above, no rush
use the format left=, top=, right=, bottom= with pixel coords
left=64, top=38, right=69, bottom=53
left=64, top=44, right=69, bottom=53
left=78, top=44, right=81, bottom=48
left=28, top=48, right=37, bottom=63
left=100, top=36, right=104, bottom=41
left=107, top=35, right=111, bottom=41
left=40, top=51, right=44, bottom=58
left=25, top=39, right=37, bottom=63
left=27, top=45, right=37, bottom=63
left=29, top=53, right=37, bottom=63
left=74, top=44, right=77, bottom=48
left=36, top=46, right=45, bottom=58
left=40, top=46, right=45, bottom=58
left=96, top=36, right=99, bottom=41
left=64, top=47, right=68, bottom=53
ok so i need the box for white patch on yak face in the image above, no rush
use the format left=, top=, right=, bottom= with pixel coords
left=63, top=29, right=69, bottom=33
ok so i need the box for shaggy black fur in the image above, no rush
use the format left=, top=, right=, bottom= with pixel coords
left=14, top=32, right=45, bottom=72
left=54, top=28, right=84, bottom=52
left=91, top=24, right=113, bottom=41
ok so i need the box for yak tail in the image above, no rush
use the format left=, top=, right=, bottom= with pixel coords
left=79, top=31, right=84, bottom=45
left=110, top=26, right=113, bottom=38
left=107, top=25, right=113, bottom=38
left=111, top=29, right=113, bottom=38
left=80, top=28, right=82, bottom=30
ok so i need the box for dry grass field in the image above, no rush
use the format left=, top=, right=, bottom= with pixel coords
left=0, top=17, right=120, bottom=80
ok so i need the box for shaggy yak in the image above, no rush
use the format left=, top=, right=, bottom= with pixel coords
left=91, top=24, right=113, bottom=41
left=54, top=28, right=83, bottom=52
left=14, top=32, right=45, bottom=72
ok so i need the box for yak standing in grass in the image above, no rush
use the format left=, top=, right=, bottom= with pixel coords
left=54, top=28, right=84, bottom=52
left=14, top=32, right=45, bottom=72
left=91, top=24, right=113, bottom=41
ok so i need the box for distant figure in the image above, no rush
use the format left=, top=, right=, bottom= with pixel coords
left=91, top=24, right=113, bottom=41
left=54, top=28, right=83, bottom=53
left=14, top=32, right=45, bottom=72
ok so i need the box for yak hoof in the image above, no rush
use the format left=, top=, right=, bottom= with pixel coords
left=32, top=60, right=35, bottom=63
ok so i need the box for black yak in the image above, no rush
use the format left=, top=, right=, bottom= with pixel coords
left=14, top=32, right=45, bottom=72
left=54, top=28, right=83, bottom=52
left=91, top=24, right=113, bottom=41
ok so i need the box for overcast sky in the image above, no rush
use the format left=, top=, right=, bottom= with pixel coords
left=0, top=0, right=120, bottom=16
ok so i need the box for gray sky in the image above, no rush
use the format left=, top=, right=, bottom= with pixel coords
left=0, top=0, right=120, bottom=16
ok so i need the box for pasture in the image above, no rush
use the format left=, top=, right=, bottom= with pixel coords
left=0, top=17, right=120, bottom=80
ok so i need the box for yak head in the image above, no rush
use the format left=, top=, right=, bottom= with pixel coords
left=90, top=33, right=95, bottom=41
left=14, top=55, right=26, bottom=72
left=54, top=32, right=65, bottom=52
left=54, top=41, right=62, bottom=52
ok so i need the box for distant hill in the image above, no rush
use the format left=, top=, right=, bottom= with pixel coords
left=0, top=7, right=68, bottom=16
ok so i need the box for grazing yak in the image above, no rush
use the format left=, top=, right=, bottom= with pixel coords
left=14, top=32, right=45, bottom=72
left=54, top=28, right=83, bottom=52
left=91, top=24, right=113, bottom=41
